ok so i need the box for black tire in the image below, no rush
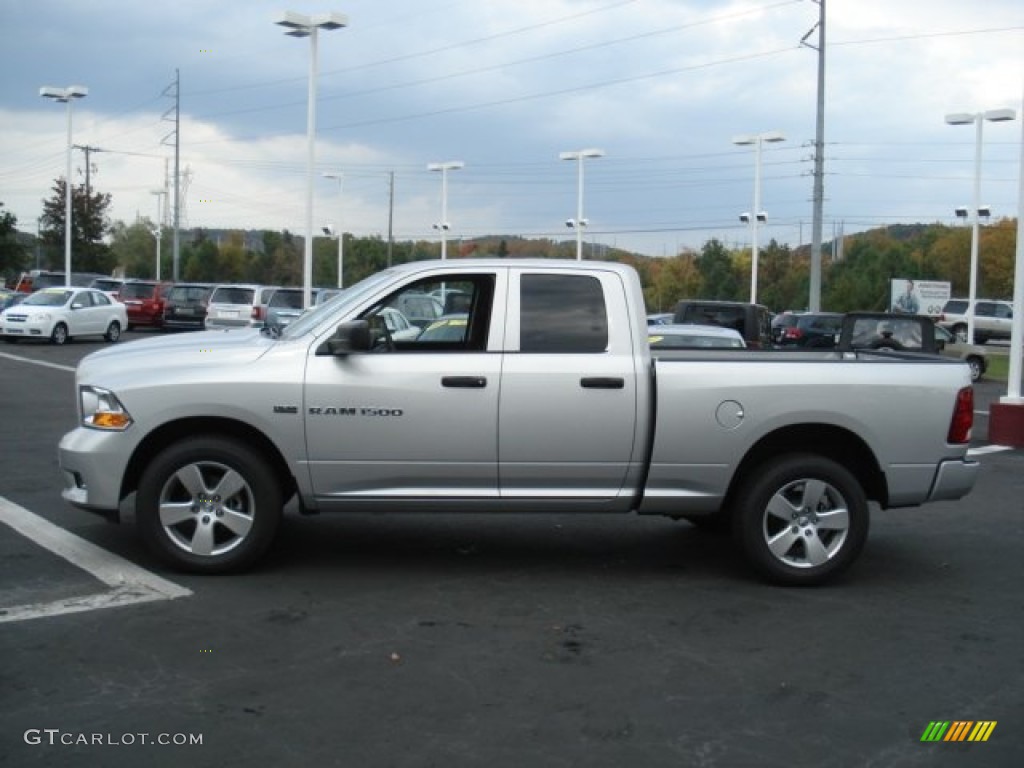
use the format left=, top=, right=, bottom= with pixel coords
left=731, top=454, right=868, bottom=586
left=136, top=436, right=282, bottom=574
left=966, top=355, right=983, bottom=382
left=104, top=320, right=122, bottom=342
left=50, top=322, right=69, bottom=345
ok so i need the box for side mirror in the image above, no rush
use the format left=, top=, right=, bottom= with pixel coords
left=318, top=320, right=372, bottom=356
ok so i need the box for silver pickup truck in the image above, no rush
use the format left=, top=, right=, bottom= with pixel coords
left=58, top=259, right=979, bottom=585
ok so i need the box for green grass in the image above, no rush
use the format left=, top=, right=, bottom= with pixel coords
left=985, top=353, right=1009, bottom=382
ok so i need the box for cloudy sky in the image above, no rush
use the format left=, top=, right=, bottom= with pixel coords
left=1, top=0, right=1021, bottom=258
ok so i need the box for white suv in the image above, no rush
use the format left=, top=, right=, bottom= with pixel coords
left=938, top=298, right=1013, bottom=344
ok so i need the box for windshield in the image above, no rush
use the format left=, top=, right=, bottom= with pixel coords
left=24, top=289, right=73, bottom=307
left=279, top=270, right=399, bottom=339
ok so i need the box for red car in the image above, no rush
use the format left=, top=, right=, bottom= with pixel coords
left=119, top=280, right=172, bottom=329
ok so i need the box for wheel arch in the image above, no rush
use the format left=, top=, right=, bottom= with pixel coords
left=724, top=424, right=887, bottom=512
left=121, top=417, right=297, bottom=504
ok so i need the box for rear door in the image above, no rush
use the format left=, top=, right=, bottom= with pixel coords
left=498, top=267, right=640, bottom=501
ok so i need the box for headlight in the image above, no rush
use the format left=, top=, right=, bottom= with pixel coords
left=79, top=386, right=133, bottom=431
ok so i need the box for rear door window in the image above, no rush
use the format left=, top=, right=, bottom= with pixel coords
left=519, top=274, right=608, bottom=353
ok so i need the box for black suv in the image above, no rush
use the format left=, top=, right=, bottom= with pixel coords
left=162, top=283, right=214, bottom=330
left=772, top=312, right=844, bottom=348
left=672, top=299, right=773, bottom=348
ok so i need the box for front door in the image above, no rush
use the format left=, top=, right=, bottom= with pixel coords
left=303, top=270, right=506, bottom=506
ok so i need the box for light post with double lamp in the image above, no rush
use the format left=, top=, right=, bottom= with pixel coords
left=559, top=148, right=604, bottom=260
left=151, top=189, right=165, bottom=279
left=428, top=161, right=463, bottom=259
left=39, top=85, right=88, bottom=279
left=322, top=172, right=344, bottom=287
left=732, top=131, right=784, bottom=304
left=944, top=108, right=1016, bottom=344
left=274, top=10, right=347, bottom=309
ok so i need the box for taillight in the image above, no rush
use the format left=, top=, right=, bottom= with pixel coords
left=783, top=328, right=803, bottom=339
left=252, top=307, right=262, bottom=320
left=947, top=386, right=973, bottom=444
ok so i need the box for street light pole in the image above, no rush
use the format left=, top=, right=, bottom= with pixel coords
left=40, top=85, right=88, bottom=279
left=945, top=108, right=1016, bottom=344
left=428, top=161, right=464, bottom=259
left=322, top=172, right=344, bottom=287
left=275, top=10, right=347, bottom=308
left=151, top=189, right=165, bottom=279
left=559, top=148, right=604, bottom=260
left=733, top=131, right=784, bottom=304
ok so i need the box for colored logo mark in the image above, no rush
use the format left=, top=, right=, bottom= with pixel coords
left=920, top=721, right=997, bottom=742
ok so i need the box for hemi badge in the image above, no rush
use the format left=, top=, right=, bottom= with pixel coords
left=273, top=405, right=298, bottom=414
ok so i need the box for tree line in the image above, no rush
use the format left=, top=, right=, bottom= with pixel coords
left=1, top=179, right=1019, bottom=313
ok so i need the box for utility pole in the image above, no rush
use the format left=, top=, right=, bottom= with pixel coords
left=162, top=69, right=181, bottom=281
left=387, top=171, right=394, bottom=267
left=73, top=144, right=102, bottom=208
left=801, top=0, right=826, bottom=311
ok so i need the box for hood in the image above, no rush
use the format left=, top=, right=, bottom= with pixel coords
left=77, top=328, right=274, bottom=383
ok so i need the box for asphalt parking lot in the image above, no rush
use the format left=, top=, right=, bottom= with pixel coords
left=1, top=332, right=1022, bottom=768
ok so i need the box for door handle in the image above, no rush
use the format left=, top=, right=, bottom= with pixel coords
left=442, top=376, right=487, bottom=388
left=580, top=377, right=625, bottom=389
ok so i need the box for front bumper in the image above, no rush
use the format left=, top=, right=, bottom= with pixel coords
left=58, top=426, right=135, bottom=516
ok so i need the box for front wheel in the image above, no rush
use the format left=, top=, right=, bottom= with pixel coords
left=50, top=322, right=69, bottom=345
left=732, top=454, right=869, bottom=586
left=966, top=355, right=983, bottom=382
left=136, top=436, right=282, bottom=573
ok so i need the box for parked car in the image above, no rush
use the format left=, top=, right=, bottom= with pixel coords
left=315, top=288, right=345, bottom=306
left=389, top=291, right=443, bottom=328
left=15, top=270, right=106, bottom=293
left=377, top=307, right=422, bottom=341
left=937, top=298, right=1013, bottom=343
left=416, top=313, right=469, bottom=342
left=119, top=280, right=172, bottom=329
left=0, top=288, right=26, bottom=311
left=934, top=324, right=987, bottom=382
left=204, top=284, right=265, bottom=329
left=672, top=299, right=773, bottom=348
left=772, top=311, right=844, bottom=348
left=648, top=323, right=746, bottom=349
left=262, top=287, right=307, bottom=335
left=647, top=312, right=674, bottom=326
left=162, top=283, right=214, bottom=331
left=89, top=277, right=126, bottom=300
left=0, top=286, right=126, bottom=345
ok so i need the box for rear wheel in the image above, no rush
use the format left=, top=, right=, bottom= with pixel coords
left=104, top=320, right=122, bottom=342
left=732, top=454, right=868, bottom=586
left=137, top=437, right=282, bottom=573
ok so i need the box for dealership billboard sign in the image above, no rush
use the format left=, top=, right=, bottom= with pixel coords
left=889, top=279, right=951, bottom=317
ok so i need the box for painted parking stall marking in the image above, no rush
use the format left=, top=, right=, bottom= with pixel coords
left=0, top=496, right=191, bottom=623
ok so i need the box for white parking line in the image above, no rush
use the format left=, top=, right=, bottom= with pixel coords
left=0, top=496, right=191, bottom=623
left=0, top=351, right=76, bottom=373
